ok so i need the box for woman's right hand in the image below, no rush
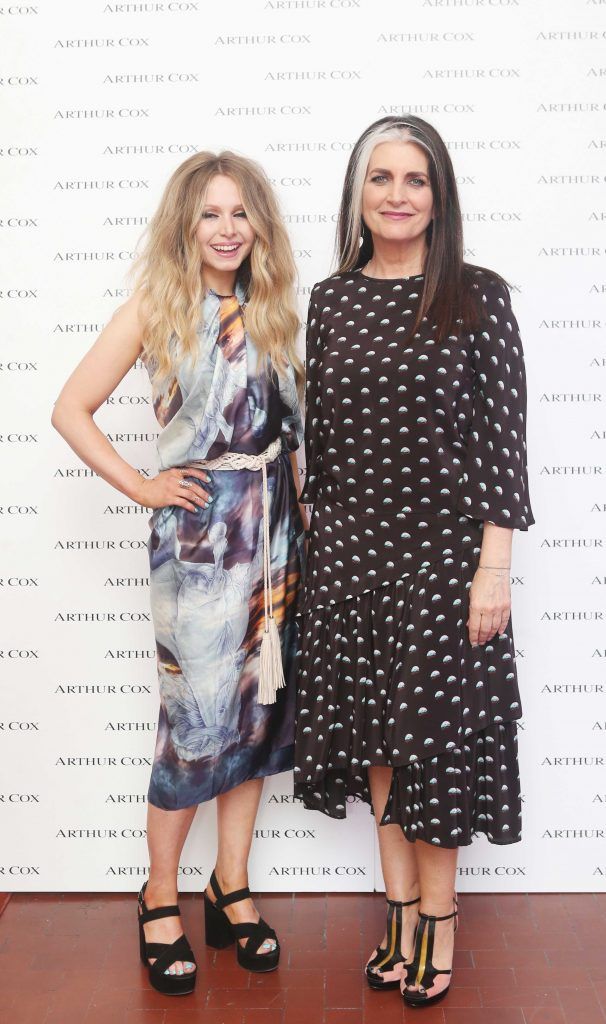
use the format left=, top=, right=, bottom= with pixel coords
left=136, top=466, right=213, bottom=513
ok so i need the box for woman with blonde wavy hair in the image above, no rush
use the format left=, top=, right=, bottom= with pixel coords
left=51, top=151, right=306, bottom=994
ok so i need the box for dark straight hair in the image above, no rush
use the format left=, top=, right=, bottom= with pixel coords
left=335, top=115, right=506, bottom=338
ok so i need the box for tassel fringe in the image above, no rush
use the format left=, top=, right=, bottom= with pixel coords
left=189, top=438, right=286, bottom=706
left=258, top=617, right=286, bottom=705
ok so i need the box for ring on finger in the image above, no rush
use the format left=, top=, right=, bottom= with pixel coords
left=179, top=479, right=193, bottom=490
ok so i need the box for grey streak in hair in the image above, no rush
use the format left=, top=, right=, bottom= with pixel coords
left=338, top=121, right=436, bottom=272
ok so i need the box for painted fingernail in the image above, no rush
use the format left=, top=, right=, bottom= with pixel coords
left=207, top=496, right=214, bottom=503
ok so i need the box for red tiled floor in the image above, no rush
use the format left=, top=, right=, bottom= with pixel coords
left=556, top=985, right=606, bottom=1024
left=547, top=947, right=606, bottom=970
left=1, top=892, right=605, bottom=1023
left=3, top=992, right=55, bottom=1024
left=522, top=1010, right=566, bottom=1024
left=473, top=948, right=548, bottom=969
left=283, top=1010, right=316, bottom=1024
left=455, top=965, right=516, bottom=987
left=514, top=966, right=591, bottom=989
left=443, top=1010, right=525, bottom=1023
left=242, top=1010, right=284, bottom=1024
left=481, top=986, right=560, bottom=1008
left=288, top=949, right=352, bottom=970
left=455, top=925, right=507, bottom=950
left=402, top=1006, right=446, bottom=1024
left=124, top=1013, right=166, bottom=1024
left=283, top=984, right=324, bottom=1016
left=325, top=969, right=364, bottom=1009
left=438, top=986, right=481, bottom=1007
left=452, top=949, right=473, bottom=968
left=595, top=980, right=606, bottom=1010
left=363, top=985, right=401, bottom=1014
left=207, top=986, right=285, bottom=1010
left=504, top=928, right=580, bottom=951
left=164, top=1013, right=243, bottom=1024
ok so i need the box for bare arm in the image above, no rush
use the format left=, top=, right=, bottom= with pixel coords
left=51, top=291, right=211, bottom=511
left=51, top=291, right=149, bottom=502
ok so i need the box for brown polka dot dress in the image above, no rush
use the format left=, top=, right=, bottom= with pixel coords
left=294, top=268, right=534, bottom=848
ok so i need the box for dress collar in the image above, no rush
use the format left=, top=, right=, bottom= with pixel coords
left=205, top=277, right=247, bottom=305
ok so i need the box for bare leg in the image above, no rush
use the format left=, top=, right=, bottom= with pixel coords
left=404, top=840, right=458, bottom=998
left=142, top=803, right=198, bottom=976
left=206, top=777, right=276, bottom=955
left=367, top=766, right=420, bottom=962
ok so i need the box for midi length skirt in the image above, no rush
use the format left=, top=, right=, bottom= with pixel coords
left=147, top=453, right=303, bottom=810
left=294, top=504, right=523, bottom=848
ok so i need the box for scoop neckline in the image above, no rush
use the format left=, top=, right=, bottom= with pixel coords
left=355, top=267, right=425, bottom=283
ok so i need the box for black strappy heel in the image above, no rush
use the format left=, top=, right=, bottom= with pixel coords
left=137, top=882, right=197, bottom=995
left=402, top=899, right=459, bottom=1008
left=203, top=869, right=279, bottom=973
left=365, top=895, right=421, bottom=990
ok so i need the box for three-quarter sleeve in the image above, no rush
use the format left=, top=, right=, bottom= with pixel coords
left=456, top=277, right=534, bottom=530
left=298, top=285, right=324, bottom=506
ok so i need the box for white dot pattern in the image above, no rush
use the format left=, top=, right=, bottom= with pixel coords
left=294, top=269, right=533, bottom=848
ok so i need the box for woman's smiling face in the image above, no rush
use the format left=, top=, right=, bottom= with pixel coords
left=361, top=140, right=434, bottom=247
left=196, top=174, right=255, bottom=278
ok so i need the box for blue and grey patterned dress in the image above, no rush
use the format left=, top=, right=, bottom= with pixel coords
left=144, top=282, right=304, bottom=809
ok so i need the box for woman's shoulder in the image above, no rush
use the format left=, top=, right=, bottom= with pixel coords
left=463, top=263, right=512, bottom=306
left=309, top=270, right=358, bottom=305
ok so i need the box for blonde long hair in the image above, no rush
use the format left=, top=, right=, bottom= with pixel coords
left=130, top=150, right=303, bottom=392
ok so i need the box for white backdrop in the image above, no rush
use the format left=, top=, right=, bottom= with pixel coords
left=1, top=0, right=605, bottom=894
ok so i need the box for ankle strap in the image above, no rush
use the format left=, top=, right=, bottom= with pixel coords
left=137, top=880, right=181, bottom=923
left=209, top=869, right=251, bottom=910
left=139, top=903, right=181, bottom=925
left=387, top=895, right=421, bottom=909
left=418, top=909, right=457, bottom=923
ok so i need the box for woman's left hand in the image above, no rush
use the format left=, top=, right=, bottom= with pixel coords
left=467, top=569, right=511, bottom=646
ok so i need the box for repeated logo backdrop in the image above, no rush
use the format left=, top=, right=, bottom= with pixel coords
left=1, top=0, right=605, bottom=894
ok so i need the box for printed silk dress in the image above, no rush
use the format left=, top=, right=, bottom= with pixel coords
left=145, top=283, right=304, bottom=810
left=295, top=268, right=534, bottom=848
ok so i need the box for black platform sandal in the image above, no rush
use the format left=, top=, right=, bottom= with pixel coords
left=203, top=869, right=279, bottom=973
left=137, top=882, right=197, bottom=995
left=365, top=895, right=421, bottom=990
left=402, top=901, right=458, bottom=1008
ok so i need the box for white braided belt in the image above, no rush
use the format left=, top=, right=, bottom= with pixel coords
left=192, top=436, right=285, bottom=705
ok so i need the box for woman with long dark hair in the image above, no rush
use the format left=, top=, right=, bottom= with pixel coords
left=52, top=151, right=305, bottom=994
left=295, top=116, right=534, bottom=1007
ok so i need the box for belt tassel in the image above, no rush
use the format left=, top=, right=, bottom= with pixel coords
left=190, top=438, right=285, bottom=706
left=258, top=458, right=286, bottom=705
